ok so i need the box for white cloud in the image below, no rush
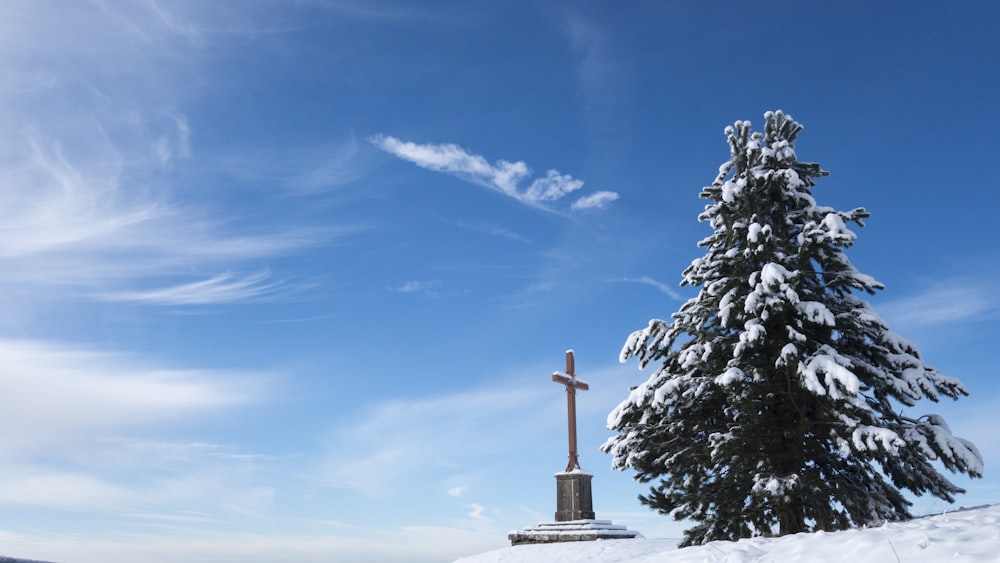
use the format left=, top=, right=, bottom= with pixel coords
left=370, top=135, right=618, bottom=211
left=467, top=503, right=488, bottom=521
left=492, top=160, right=531, bottom=195
left=572, top=190, right=620, bottom=210
left=371, top=135, right=495, bottom=178
left=524, top=169, right=584, bottom=201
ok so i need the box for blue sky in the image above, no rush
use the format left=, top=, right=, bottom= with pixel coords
left=1, top=1, right=998, bottom=561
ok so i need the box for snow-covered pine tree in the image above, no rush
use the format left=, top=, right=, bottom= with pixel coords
left=603, top=111, right=983, bottom=546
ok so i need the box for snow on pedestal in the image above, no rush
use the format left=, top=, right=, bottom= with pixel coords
left=507, top=519, right=643, bottom=546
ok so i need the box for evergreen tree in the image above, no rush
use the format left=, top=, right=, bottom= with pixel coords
left=603, top=111, right=983, bottom=546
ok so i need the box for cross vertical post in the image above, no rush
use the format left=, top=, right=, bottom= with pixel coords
left=552, top=350, right=589, bottom=472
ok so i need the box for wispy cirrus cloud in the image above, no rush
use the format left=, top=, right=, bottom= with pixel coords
left=0, top=338, right=278, bottom=519
left=389, top=280, right=440, bottom=294
left=206, top=137, right=369, bottom=194
left=563, top=12, right=625, bottom=110
left=370, top=135, right=619, bottom=211
left=315, top=382, right=554, bottom=496
left=619, top=276, right=683, bottom=300
left=876, top=281, right=1000, bottom=328
left=0, top=339, right=265, bottom=456
left=0, top=128, right=343, bottom=307
left=0, top=3, right=356, bottom=311
left=100, top=270, right=283, bottom=305
left=446, top=220, right=532, bottom=244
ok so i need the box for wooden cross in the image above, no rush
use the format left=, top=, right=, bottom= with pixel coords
left=552, top=350, right=589, bottom=472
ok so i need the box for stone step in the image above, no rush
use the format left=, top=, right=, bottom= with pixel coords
left=508, top=520, right=643, bottom=545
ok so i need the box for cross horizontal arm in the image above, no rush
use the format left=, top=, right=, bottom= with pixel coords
left=552, top=373, right=589, bottom=390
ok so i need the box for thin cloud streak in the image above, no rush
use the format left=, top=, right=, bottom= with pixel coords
left=446, top=220, right=532, bottom=244
left=389, top=280, right=439, bottom=294
left=564, top=13, right=614, bottom=106
left=370, top=134, right=619, bottom=212
left=619, top=276, right=683, bottom=300
left=0, top=339, right=265, bottom=456
left=0, top=468, right=134, bottom=510
left=877, top=282, right=1000, bottom=328
left=316, top=382, right=554, bottom=496
left=100, top=270, right=282, bottom=305
left=295, top=138, right=364, bottom=191
left=207, top=138, right=369, bottom=194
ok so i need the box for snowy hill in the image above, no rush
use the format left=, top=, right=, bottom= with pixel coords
left=455, top=504, right=1000, bottom=563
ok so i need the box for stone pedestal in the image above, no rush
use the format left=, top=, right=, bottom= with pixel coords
left=555, top=471, right=594, bottom=521
left=508, top=469, right=641, bottom=546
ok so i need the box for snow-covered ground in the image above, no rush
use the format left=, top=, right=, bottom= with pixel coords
left=455, top=504, right=1000, bottom=562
